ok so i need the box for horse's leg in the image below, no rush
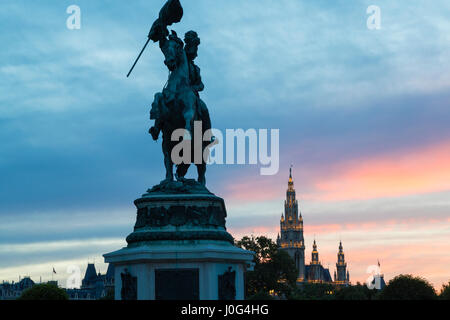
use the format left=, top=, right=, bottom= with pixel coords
left=196, top=137, right=209, bottom=186
left=175, top=163, right=190, bottom=181
left=196, top=163, right=206, bottom=186
left=162, top=137, right=174, bottom=182
left=164, top=155, right=173, bottom=181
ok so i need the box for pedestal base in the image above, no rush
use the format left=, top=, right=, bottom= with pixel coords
left=104, top=240, right=253, bottom=300
left=104, top=190, right=254, bottom=300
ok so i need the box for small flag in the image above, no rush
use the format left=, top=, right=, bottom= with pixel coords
left=377, top=260, right=380, bottom=267
left=53, top=268, right=57, bottom=274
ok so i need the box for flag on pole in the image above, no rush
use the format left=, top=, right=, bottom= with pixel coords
left=53, top=267, right=57, bottom=274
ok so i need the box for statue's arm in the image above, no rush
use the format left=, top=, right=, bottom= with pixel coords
left=148, top=19, right=169, bottom=47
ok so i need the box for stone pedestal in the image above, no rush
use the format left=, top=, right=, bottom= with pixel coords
left=104, top=185, right=254, bottom=300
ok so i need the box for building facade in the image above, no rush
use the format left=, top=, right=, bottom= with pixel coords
left=66, top=263, right=115, bottom=300
left=0, top=277, right=35, bottom=300
left=277, top=169, right=350, bottom=285
left=1, top=264, right=115, bottom=300
left=305, top=240, right=333, bottom=283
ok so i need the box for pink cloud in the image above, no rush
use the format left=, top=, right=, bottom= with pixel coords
left=307, top=140, right=450, bottom=201
left=220, top=140, right=450, bottom=203
left=341, top=241, right=450, bottom=290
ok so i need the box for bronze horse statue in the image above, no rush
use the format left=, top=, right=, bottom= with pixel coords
left=150, top=30, right=209, bottom=186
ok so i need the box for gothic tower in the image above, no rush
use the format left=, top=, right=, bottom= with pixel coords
left=334, top=241, right=350, bottom=285
left=311, top=240, right=319, bottom=264
left=277, top=168, right=305, bottom=281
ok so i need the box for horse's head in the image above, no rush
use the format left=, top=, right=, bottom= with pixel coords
left=163, top=30, right=184, bottom=72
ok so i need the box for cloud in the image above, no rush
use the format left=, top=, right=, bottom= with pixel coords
left=309, top=140, right=450, bottom=201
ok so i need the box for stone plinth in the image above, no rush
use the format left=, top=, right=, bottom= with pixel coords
left=104, top=184, right=254, bottom=300
left=126, top=193, right=234, bottom=245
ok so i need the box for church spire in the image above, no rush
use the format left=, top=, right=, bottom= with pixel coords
left=288, top=165, right=294, bottom=191
left=335, top=241, right=349, bottom=285
left=311, top=240, right=320, bottom=264
left=278, top=165, right=305, bottom=281
left=337, top=241, right=345, bottom=265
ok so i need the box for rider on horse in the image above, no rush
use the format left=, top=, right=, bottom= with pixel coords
left=149, top=28, right=212, bottom=142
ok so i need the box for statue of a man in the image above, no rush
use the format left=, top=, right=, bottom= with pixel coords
left=184, top=30, right=211, bottom=133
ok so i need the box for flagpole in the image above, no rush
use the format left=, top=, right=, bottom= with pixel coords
left=127, top=38, right=151, bottom=78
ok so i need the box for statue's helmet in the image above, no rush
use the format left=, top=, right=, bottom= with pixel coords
left=184, top=31, right=200, bottom=47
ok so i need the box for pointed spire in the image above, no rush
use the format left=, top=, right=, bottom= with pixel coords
left=336, top=240, right=346, bottom=277
left=312, top=239, right=319, bottom=264
left=288, top=166, right=294, bottom=190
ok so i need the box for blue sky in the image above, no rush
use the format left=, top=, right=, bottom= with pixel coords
left=1, top=1, right=450, bottom=288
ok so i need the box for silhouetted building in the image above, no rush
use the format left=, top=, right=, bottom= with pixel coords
left=373, top=274, right=386, bottom=289
left=368, top=262, right=386, bottom=290
left=66, top=263, right=114, bottom=300
left=304, top=240, right=333, bottom=283
left=0, top=277, right=35, bottom=300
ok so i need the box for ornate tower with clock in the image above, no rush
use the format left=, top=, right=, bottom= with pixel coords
left=276, top=168, right=305, bottom=281
left=334, top=241, right=350, bottom=285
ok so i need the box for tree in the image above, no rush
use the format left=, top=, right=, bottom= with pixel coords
left=290, top=283, right=335, bottom=300
left=439, top=281, right=450, bottom=300
left=334, top=283, right=374, bottom=300
left=378, top=274, right=436, bottom=300
left=18, top=283, right=69, bottom=300
left=236, top=235, right=298, bottom=298
left=247, top=291, right=274, bottom=300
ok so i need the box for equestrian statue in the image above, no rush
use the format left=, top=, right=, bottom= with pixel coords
left=127, top=0, right=213, bottom=189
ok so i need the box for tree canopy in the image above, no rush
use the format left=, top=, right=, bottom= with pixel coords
left=378, top=274, right=437, bottom=300
left=18, top=283, right=69, bottom=300
left=291, top=282, right=335, bottom=300
left=236, top=235, right=298, bottom=298
left=439, top=281, right=450, bottom=300
left=334, top=282, right=380, bottom=300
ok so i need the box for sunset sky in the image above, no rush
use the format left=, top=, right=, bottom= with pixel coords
left=1, top=0, right=450, bottom=290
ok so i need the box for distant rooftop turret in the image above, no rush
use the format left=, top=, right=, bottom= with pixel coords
left=82, top=263, right=98, bottom=288
left=335, top=241, right=350, bottom=285
left=311, top=240, right=320, bottom=264
left=106, top=263, right=115, bottom=280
